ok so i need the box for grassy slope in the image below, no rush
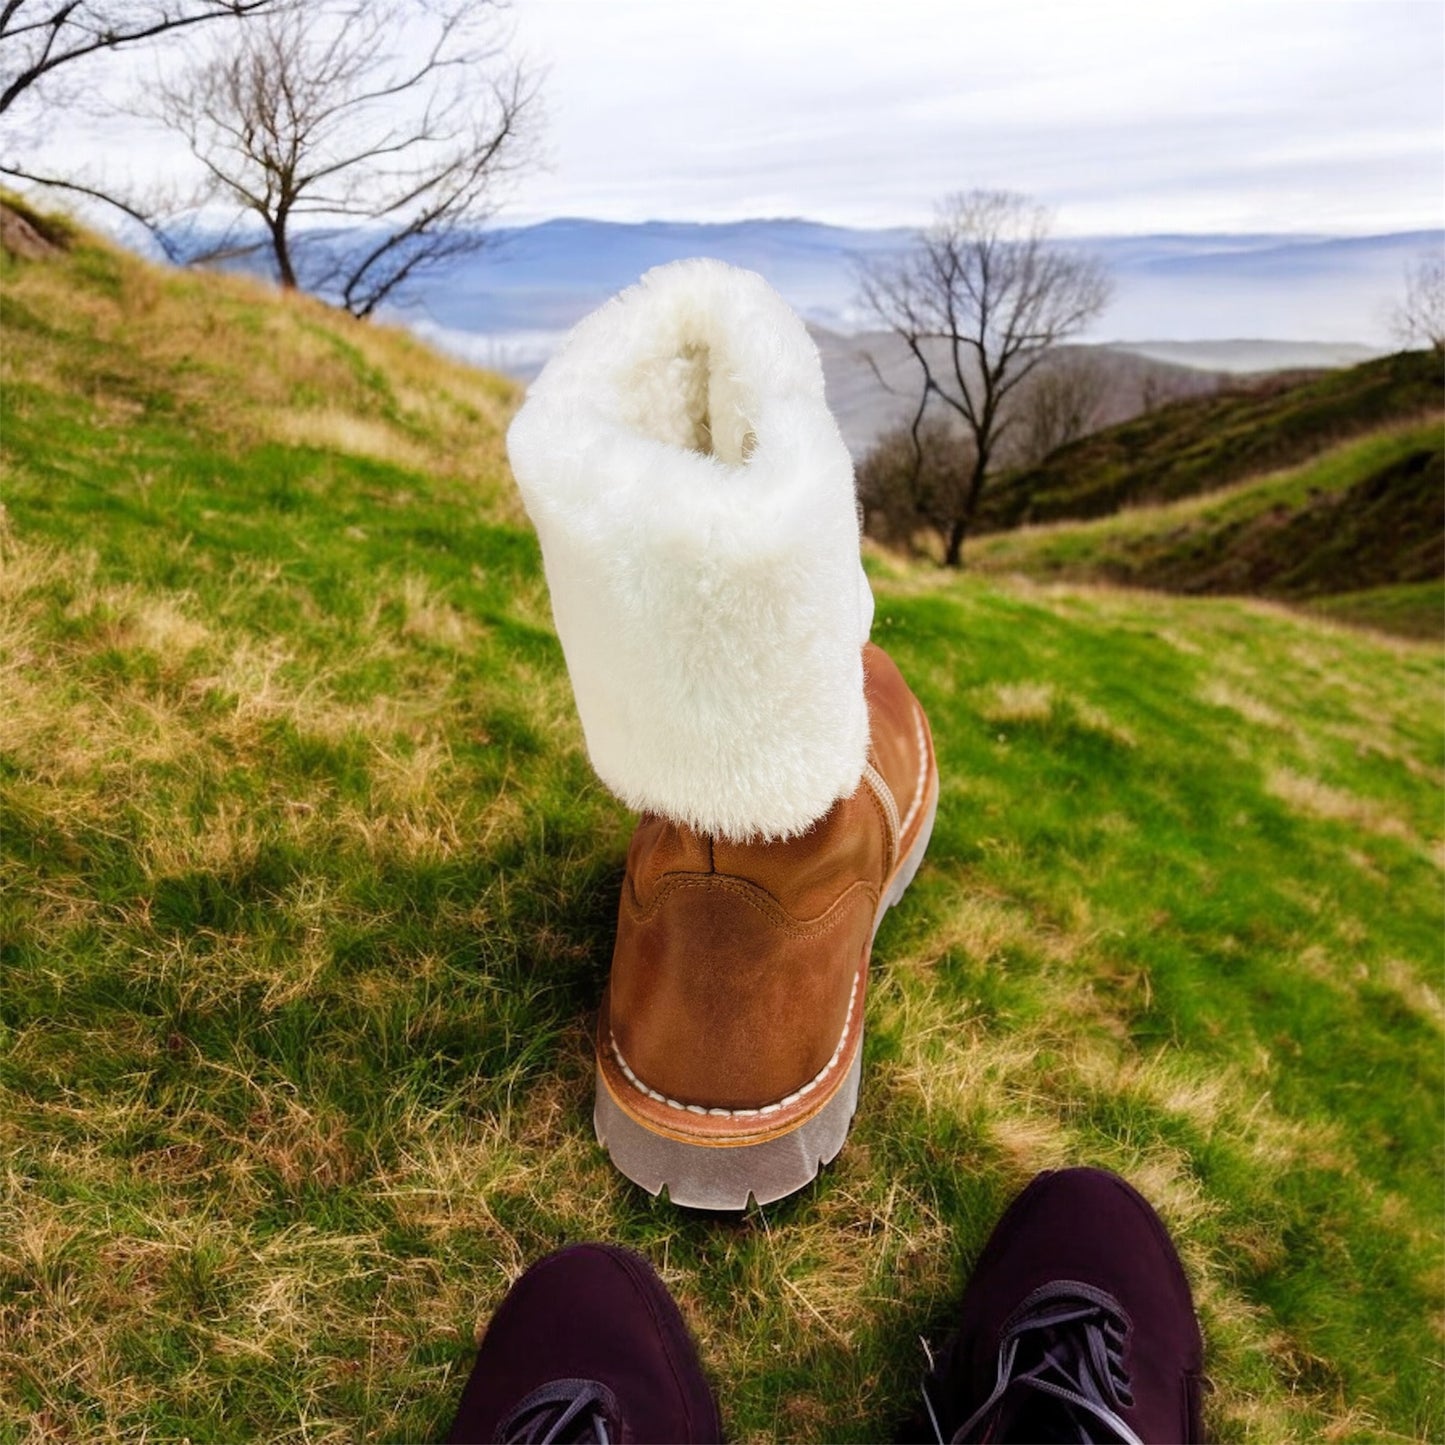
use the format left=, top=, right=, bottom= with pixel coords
left=978, top=350, right=1445, bottom=531
left=2, top=233, right=1443, bottom=1444
left=969, top=422, right=1445, bottom=639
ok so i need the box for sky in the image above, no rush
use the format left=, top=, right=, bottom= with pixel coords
left=13, top=0, right=1445, bottom=237
left=502, top=0, right=1445, bottom=233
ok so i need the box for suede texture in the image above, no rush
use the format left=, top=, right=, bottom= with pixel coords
left=600, top=644, right=934, bottom=1126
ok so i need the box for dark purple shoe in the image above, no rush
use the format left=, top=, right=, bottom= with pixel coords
left=445, top=1243, right=721, bottom=1443
left=923, top=1169, right=1207, bottom=1444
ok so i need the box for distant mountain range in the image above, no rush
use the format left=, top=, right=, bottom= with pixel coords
left=386, top=217, right=1441, bottom=383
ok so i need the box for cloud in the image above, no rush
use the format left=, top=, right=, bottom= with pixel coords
left=507, top=0, right=1444, bottom=230
left=16, top=0, right=1445, bottom=235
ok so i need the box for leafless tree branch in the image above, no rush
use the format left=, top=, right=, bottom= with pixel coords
left=858, top=189, right=1111, bottom=565
left=0, top=158, right=182, bottom=259
left=148, top=0, right=540, bottom=315
left=1392, top=251, right=1445, bottom=355
left=0, top=0, right=279, bottom=114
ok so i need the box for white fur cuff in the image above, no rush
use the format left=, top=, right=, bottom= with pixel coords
left=507, top=258, right=873, bottom=841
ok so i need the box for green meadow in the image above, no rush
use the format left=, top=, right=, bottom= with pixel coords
left=2, top=226, right=1442, bottom=1442
left=970, top=421, right=1444, bottom=640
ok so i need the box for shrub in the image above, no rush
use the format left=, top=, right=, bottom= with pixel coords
left=856, top=415, right=975, bottom=559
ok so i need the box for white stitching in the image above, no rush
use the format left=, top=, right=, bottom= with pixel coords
left=899, top=703, right=929, bottom=839
left=609, top=962, right=862, bottom=1118
left=861, top=761, right=900, bottom=872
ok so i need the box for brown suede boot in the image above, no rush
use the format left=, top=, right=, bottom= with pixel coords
left=593, top=642, right=938, bottom=1208
left=507, top=260, right=936, bottom=1208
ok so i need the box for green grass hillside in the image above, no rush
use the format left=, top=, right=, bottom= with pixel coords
left=978, top=350, right=1444, bottom=531
left=971, top=420, right=1445, bottom=639
left=3, top=224, right=1443, bottom=1443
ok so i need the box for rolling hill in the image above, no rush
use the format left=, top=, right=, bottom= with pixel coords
left=966, top=351, right=1444, bottom=639
left=2, top=207, right=1441, bottom=1444
left=971, top=420, right=1444, bottom=637
left=977, top=349, right=1444, bottom=531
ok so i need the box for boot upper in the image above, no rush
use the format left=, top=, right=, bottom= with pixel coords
left=603, top=644, right=931, bottom=1114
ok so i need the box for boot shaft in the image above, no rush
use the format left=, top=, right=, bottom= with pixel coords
left=507, top=257, right=874, bottom=842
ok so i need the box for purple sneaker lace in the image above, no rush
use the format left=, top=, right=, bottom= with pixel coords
left=495, top=1377, right=619, bottom=1444
left=924, top=1280, right=1143, bottom=1445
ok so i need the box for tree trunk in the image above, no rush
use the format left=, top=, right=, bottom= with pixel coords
left=944, top=448, right=991, bottom=568
left=269, top=213, right=297, bottom=290
left=943, top=516, right=966, bottom=568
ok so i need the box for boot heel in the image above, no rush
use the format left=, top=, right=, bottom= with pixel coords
left=593, top=1045, right=863, bottom=1210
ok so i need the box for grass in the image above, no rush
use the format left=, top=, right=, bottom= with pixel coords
left=1307, top=582, right=1445, bottom=642
left=3, top=226, right=1443, bottom=1443
left=968, top=421, right=1445, bottom=640
left=978, top=348, right=1445, bottom=530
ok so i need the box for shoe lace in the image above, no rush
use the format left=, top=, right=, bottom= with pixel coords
left=495, top=1377, right=619, bottom=1444
left=923, top=1281, right=1143, bottom=1445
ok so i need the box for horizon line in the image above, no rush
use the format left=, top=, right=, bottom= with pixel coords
left=494, top=214, right=1445, bottom=241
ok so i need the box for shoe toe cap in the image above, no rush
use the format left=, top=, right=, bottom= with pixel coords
left=446, top=1244, right=720, bottom=1443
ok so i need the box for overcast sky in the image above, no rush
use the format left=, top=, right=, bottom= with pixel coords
left=505, top=0, right=1444, bottom=233
left=19, top=0, right=1445, bottom=237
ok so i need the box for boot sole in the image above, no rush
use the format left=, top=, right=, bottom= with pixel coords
left=594, top=757, right=939, bottom=1210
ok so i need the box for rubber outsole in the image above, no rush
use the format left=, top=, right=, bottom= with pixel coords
left=594, top=1045, right=863, bottom=1209
left=594, top=766, right=940, bottom=1210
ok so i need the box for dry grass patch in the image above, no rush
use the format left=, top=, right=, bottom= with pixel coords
left=926, top=891, right=1047, bottom=968
left=1376, top=957, right=1445, bottom=1028
left=985, top=1110, right=1077, bottom=1177
left=397, top=573, right=479, bottom=648
left=1324, top=719, right=1444, bottom=783
left=700, top=1174, right=953, bottom=1441
left=1267, top=767, right=1418, bottom=844
left=1199, top=677, right=1288, bottom=730
left=127, top=595, right=213, bottom=655
left=978, top=679, right=1056, bottom=722
left=974, top=678, right=1136, bottom=747
left=877, top=985, right=1053, bottom=1145
left=268, top=409, right=434, bottom=473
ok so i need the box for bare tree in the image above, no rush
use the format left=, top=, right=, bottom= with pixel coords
left=151, top=0, right=538, bottom=316
left=0, top=0, right=278, bottom=245
left=857, top=413, right=975, bottom=558
left=859, top=190, right=1111, bottom=566
left=0, top=0, right=277, bottom=114
left=1392, top=252, right=1445, bottom=354
left=1010, top=350, right=1110, bottom=469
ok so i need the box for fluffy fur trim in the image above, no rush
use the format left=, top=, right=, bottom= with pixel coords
left=507, top=258, right=873, bottom=841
